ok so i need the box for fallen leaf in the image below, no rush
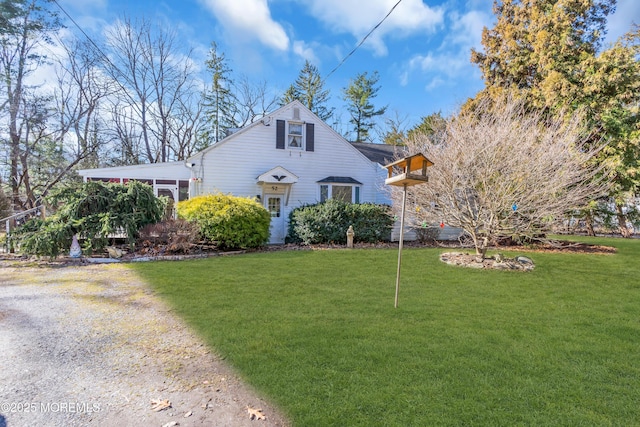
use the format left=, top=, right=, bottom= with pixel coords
left=247, top=406, right=266, bottom=421
left=150, top=398, right=172, bottom=412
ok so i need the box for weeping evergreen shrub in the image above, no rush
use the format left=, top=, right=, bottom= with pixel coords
left=177, top=194, right=270, bottom=250
left=0, top=186, right=10, bottom=220
left=13, top=181, right=164, bottom=257
left=287, top=199, right=393, bottom=245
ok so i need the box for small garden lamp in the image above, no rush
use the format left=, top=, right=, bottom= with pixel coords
left=385, top=153, right=434, bottom=308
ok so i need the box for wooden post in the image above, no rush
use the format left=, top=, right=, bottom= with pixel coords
left=394, top=184, right=408, bottom=308
left=384, top=154, right=433, bottom=308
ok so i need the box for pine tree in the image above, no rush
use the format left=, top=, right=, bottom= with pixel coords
left=469, top=0, right=640, bottom=237
left=280, top=83, right=300, bottom=106
left=0, top=184, right=11, bottom=219
left=470, top=0, right=615, bottom=111
left=343, top=71, right=387, bottom=142
left=200, top=42, right=237, bottom=146
left=281, top=60, right=333, bottom=121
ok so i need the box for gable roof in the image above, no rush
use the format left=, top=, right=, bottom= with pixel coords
left=350, top=142, right=404, bottom=166
left=187, top=100, right=376, bottom=167
left=317, top=176, right=363, bottom=185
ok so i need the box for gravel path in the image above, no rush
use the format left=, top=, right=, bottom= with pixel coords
left=0, top=262, right=288, bottom=427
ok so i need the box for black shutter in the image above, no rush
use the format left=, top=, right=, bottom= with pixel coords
left=305, top=123, right=314, bottom=152
left=276, top=120, right=285, bottom=149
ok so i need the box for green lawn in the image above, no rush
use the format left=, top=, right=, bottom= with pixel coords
left=131, top=237, right=640, bottom=426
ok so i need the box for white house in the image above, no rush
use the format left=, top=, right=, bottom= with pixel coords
left=79, top=101, right=399, bottom=244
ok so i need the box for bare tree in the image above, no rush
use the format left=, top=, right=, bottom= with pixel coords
left=232, top=75, right=278, bottom=127
left=111, top=100, right=144, bottom=165
left=47, top=38, right=115, bottom=179
left=169, top=90, right=203, bottom=159
left=14, top=92, right=52, bottom=208
left=0, top=0, right=61, bottom=208
left=378, top=110, right=410, bottom=146
left=397, top=97, right=609, bottom=256
left=104, top=16, right=197, bottom=163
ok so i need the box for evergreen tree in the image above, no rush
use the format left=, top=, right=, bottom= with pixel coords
left=0, top=184, right=10, bottom=219
left=280, top=83, right=300, bottom=106
left=407, top=112, right=446, bottom=141
left=343, top=71, right=387, bottom=142
left=470, top=0, right=616, bottom=111
left=200, top=42, right=237, bottom=146
left=469, top=0, right=640, bottom=237
left=281, top=60, right=333, bottom=121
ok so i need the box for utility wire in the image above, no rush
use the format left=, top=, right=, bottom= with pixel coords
left=323, top=0, right=403, bottom=83
left=51, top=0, right=142, bottom=114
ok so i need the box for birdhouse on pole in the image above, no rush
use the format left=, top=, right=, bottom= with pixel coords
left=384, top=153, right=433, bottom=187
left=384, top=153, right=433, bottom=308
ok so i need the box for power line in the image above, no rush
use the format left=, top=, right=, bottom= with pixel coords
left=323, top=0, right=403, bottom=83
left=51, top=0, right=141, bottom=112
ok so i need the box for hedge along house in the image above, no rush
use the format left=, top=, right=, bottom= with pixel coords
left=78, top=101, right=395, bottom=244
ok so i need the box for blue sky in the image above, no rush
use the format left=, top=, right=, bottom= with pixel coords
left=57, top=0, right=639, bottom=131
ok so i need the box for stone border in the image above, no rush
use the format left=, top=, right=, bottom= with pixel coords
left=440, top=252, right=535, bottom=271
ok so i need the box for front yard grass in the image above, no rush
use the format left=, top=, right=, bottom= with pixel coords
left=131, top=237, right=640, bottom=426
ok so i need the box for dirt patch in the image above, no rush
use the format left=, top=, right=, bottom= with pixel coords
left=0, top=264, right=289, bottom=427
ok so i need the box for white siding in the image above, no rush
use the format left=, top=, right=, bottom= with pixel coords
left=189, top=101, right=379, bottom=210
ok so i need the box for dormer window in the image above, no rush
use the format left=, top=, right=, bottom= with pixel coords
left=288, top=122, right=303, bottom=149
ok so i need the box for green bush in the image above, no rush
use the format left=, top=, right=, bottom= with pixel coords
left=13, top=180, right=164, bottom=257
left=177, top=194, right=270, bottom=250
left=0, top=186, right=10, bottom=219
left=287, top=199, right=393, bottom=245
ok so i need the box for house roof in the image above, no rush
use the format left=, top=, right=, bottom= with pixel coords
left=77, top=161, right=191, bottom=179
left=187, top=101, right=377, bottom=168
left=350, top=142, right=404, bottom=165
left=317, top=176, right=363, bottom=185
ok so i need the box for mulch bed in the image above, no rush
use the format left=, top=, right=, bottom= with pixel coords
left=0, top=238, right=617, bottom=266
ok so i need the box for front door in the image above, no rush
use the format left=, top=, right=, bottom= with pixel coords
left=265, top=195, right=284, bottom=244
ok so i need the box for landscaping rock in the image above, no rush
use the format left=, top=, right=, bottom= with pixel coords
left=440, top=252, right=535, bottom=271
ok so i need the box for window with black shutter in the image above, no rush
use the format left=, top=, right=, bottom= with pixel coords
left=305, top=123, right=314, bottom=152
left=276, top=119, right=285, bottom=149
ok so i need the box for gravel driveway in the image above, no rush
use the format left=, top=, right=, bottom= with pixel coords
left=0, top=261, right=288, bottom=427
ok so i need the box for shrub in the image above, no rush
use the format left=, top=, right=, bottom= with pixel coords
left=287, top=199, right=393, bottom=245
left=177, top=194, right=270, bottom=250
left=415, top=226, right=440, bottom=244
left=0, top=186, right=10, bottom=219
left=137, top=219, right=200, bottom=254
left=12, top=181, right=164, bottom=257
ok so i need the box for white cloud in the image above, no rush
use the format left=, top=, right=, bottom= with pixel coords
left=59, top=0, right=108, bottom=13
left=407, top=52, right=468, bottom=76
left=292, top=40, right=319, bottom=63
left=303, top=0, right=444, bottom=56
left=400, top=8, right=490, bottom=89
left=425, top=76, right=446, bottom=91
left=198, top=0, right=289, bottom=51
left=447, top=10, right=489, bottom=50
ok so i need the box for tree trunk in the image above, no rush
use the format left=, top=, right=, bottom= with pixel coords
left=616, top=204, right=631, bottom=238
left=585, top=210, right=596, bottom=237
